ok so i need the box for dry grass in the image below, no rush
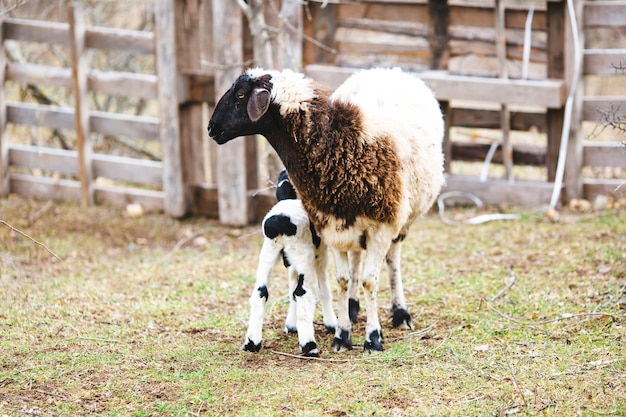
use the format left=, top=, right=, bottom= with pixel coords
left=1, top=195, right=625, bottom=416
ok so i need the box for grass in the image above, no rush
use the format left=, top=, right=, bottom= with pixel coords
left=1, top=194, right=625, bottom=416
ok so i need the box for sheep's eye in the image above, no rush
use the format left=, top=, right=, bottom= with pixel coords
left=235, top=90, right=246, bottom=100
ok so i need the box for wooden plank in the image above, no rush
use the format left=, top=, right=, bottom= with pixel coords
left=91, top=111, right=159, bottom=140
left=154, top=0, right=185, bottom=217
left=4, top=18, right=154, bottom=53
left=9, top=144, right=78, bottom=175
left=303, top=1, right=337, bottom=67
left=10, top=173, right=81, bottom=202
left=306, top=64, right=565, bottom=107
left=6, top=102, right=75, bottom=130
left=178, top=70, right=215, bottom=104
left=213, top=0, right=248, bottom=225
left=3, top=18, right=69, bottom=45
left=451, top=142, right=546, bottom=166
left=583, top=142, right=626, bottom=168
left=443, top=174, right=555, bottom=206
left=175, top=0, right=205, bottom=205
left=583, top=49, right=626, bottom=76
left=86, top=26, right=154, bottom=54
left=68, top=3, right=93, bottom=206
left=583, top=96, right=626, bottom=122
left=89, top=70, right=158, bottom=99
left=451, top=106, right=547, bottom=131
left=545, top=0, right=565, bottom=182
left=583, top=1, right=626, bottom=27
left=335, top=27, right=430, bottom=55
left=0, top=15, right=8, bottom=197
left=5, top=62, right=72, bottom=88
left=583, top=179, right=626, bottom=203
left=94, top=185, right=165, bottom=212
left=429, top=0, right=450, bottom=69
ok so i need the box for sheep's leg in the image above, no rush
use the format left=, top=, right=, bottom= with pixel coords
left=331, top=250, right=353, bottom=352
left=283, top=266, right=298, bottom=334
left=315, top=242, right=337, bottom=334
left=361, top=242, right=391, bottom=353
left=292, top=272, right=319, bottom=356
left=386, top=238, right=413, bottom=330
left=347, top=250, right=363, bottom=324
left=243, top=240, right=280, bottom=352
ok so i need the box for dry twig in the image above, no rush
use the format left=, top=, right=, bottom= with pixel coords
left=0, top=220, right=62, bottom=262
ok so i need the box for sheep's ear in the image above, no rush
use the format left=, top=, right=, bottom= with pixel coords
left=247, top=88, right=271, bottom=122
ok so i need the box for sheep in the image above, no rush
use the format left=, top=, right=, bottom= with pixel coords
left=208, top=67, right=444, bottom=352
left=246, top=170, right=337, bottom=356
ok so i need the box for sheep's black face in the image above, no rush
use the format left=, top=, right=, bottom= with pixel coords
left=208, top=73, right=272, bottom=144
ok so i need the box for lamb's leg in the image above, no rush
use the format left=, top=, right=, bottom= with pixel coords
left=331, top=249, right=353, bottom=352
left=347, top=250, right=363, bottom=324
left=386, top=238, right=413, bottom=330
left=315, top=242, right=337, bottom=334
left=292, top=272, right=319, bottom=357
left=243, top=240, right=280, bottom=352
left=283, top=266, right=298, bottom=334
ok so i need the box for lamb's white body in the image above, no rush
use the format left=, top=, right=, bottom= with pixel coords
left=246, top=198, right=337, bottom=356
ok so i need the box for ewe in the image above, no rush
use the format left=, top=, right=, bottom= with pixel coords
left=209, top=68, right=444, bottom=352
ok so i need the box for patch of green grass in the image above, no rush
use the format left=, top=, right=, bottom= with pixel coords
left=1, top=195, right=625, bottom=416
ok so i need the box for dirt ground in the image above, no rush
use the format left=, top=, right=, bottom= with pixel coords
left=1, top=194, right=625, bottom=416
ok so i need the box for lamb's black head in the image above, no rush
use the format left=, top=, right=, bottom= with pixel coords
left=276, top=169, right=297, bottom=201
left=207, top=71, right=273, bottom=144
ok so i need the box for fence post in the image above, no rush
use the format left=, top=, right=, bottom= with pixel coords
left=68, top=3, right=93, bottom=206
left=0, top=14, right=8, bottom=198
left=213, top=0, right=249, bottom=225
left=154, top=0, right=186, bottom=217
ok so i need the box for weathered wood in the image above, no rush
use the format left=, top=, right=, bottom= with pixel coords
left=154, top=0, right=185, bottom=217
left=451, top=142, right=546, bottom=166
left=178, top=70, right=215, bottom=104
left=583, top=96, right=626, bottom=122
left=281, top=0, right=304, bottom=70
left=306, top=64, right=565, bottom=108
left=451, top=106, right=547, bottom=132
left=213, top=0, right=248, bottom=225
left=583, top=179, right=626, bottom=202
left=89, top=70, right=158, bottom=99
left=4, top=18, right=154, bottom=53
left=563, top=0, right=584, bottom=202
left=7, top=103, right=159, bottom=140
left=583, top=142, right=626, bottom=168
left=545, top=0, right=565, bottom=182
left=429, top=0, right=449, bottom=69
left=9, top=144, right=163, bottom=186
left=583, top=49, right=626, bottom=75
left=94, top=184, right=165, bottom=212
left=0, top=15, right=8, bottom=197
left=442, top=175, right=555, bottom=207
left=175, top=0, right=205, bottom=210
left=10, top=173, right=81, bottom=202
left=303, top=1, right=337, bottom=67
left=583, top=1, right=626, bottom=27
left=68, top=4, right=93, bottom=206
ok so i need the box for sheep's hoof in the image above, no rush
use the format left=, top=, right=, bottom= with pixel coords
left=331, top=328, right=352, bottom=352
left=283, top=326, right=298, bottom=334
left=324, top=325, right=336, bottom=335
left=349, top=298, right=360, bottom=324
left=363, top=329, right=384, bottom=353
left=391, top=307, right=414, bottom=330
left=242, top=338, right=262, bottom=352
left=301, top=341, right=319, bottom=357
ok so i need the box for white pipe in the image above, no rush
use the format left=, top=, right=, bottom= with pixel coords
left=522, top=6, right=535, bottom=80
left=549, top=0, right=583, bottom=209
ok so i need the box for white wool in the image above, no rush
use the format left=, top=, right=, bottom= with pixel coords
left=246, top=67, right=316, bottom=117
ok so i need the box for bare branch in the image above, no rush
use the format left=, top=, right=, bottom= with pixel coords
left=0, top=220, right=63, bottom=262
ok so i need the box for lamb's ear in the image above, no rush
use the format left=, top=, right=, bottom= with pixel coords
left=247, top=88, right=271, bottom=122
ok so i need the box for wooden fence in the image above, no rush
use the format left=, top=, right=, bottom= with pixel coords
left=1, top=0, right=625, bottom=224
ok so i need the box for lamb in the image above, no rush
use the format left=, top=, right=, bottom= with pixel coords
left=208, top=67, right=445, bottom=352
left=246, top=170, right=337, bottom=356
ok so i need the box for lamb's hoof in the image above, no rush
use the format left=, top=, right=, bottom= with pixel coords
left=331, top=328, right=352, bottom=352
left=301, top=341, right=319, bottom=357
left=324, top=325, right=336, bottom=335
left=363, top=330, right=384, bottom=353
left=349, top=298, right=360, bottom=324
left=242, top=338, right=261, bottom=352
left=283, top=326, right=297, bottom=334
left=391, top=307, right=414, bottom=330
